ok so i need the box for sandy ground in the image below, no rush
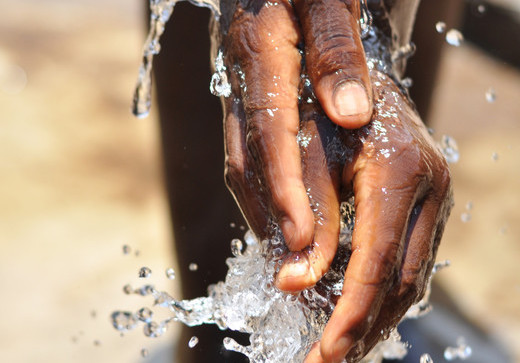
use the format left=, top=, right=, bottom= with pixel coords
left=0, top=0, right=518, bottom=362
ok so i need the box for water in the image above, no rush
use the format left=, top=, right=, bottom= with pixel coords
left=445, top=29, right=464, bottom=47
left=141, top=348, right=149, bottom=357
left=439, top=135, right=460, bottom=164
left=133, top=0, right=387, bottom=118
left=435, top=21, right=446, bottom=34
left=230, top=238, right=244, bottom=257
left=444, top=337, right=472, bottom=361
left=122, top=2, right=451, bottom=361
left=188, top=263, right=198, bottom=271
left=165, top=267, right=176, bottom=280
left=132, top=0, right=221, bottom=118
left=420, top=353, right=433, bottom=363
left=486, top=87, right=496, bottom=103
left=209, top=49, right=231, bottom=97
left=112, top=203, right=448, bottom=362
left=139, top=266, right=152, bottom=278
left=188, top=336, right=199, bottom=348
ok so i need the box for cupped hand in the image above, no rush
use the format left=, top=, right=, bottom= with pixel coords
left=221, top=0, right=372, bottom=263
left=299, top=71, right=453, bottom=362
left=219, top=2, right=452, bottom=362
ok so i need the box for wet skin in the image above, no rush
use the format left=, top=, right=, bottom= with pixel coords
left=218, top=0, right=453, bottom=362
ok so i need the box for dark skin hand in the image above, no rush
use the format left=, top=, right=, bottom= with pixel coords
left=218, top=1, right=453, bottom=362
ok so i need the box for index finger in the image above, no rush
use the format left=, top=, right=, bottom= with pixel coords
left=226, top=1, right=315, bottom=251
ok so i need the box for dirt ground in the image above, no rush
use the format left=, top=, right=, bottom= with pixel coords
left=0, top=0, right=518, bottom=362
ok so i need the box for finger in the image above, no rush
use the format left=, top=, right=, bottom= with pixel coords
left=223, top=95, right=269, bottom=237
left=354, top=189, right=452, bottom=357
left=304, top=342, right=325, bottom=363
left=227, top=1, right=314, bottom=250
left=276, top=111, right=342, bottom=291
left=398, top=170, right=452, bottom=302
left=319, top=165, right=421, bottom=362
left=294, top=0, right=372, bottom=128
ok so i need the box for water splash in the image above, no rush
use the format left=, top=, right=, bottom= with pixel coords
left=132, top=0, right=221, bottom=118
left=112, top=203, right=448, bottom=362
left=444, top=337, right=472, bottom=361
left=439, top=135, right=460, bottom=164
left=210, top=49, right=232, bottom=97
left=359, top=0, right=373, bottom=39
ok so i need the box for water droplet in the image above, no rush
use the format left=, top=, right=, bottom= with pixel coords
left=477, top=4, right=486, bottom=14
left=445, top=29, right=464, bottom=47
left=90, top=310, right=97, bottom=319
left=139, top=267, right=152, bottom=278
left=359, top=0, right=373, bottom=38
left=230, top=222, right=236, bottom=228
left=401, top=77, right=413, bottom=88
left=122, top=245, right=131, bottom=255
left=486, top=88, right=496, bottom=103
left=141, top=348, right=149, bottom=357
left=188, top=336, right=199, bottom=348
left=143, top=321, right=166, bottom=338
left=440, top=135, right=459, bottom=163
left=435, top=21, right=446, bottom=33
left=138, top=307, right=154, bottom=323
left=189, top=263, right=198, bottom=271
left=210, top=49, right=231, bottom=97
left=93, top=340, right=101, bottom=346
left=420, top=353, right=433, bottom=363
left=111, top=311, right=138, bottom=332
left=230, top=239, right=244, bottom=257
left=137, top=285, right=155, bottom=296
left=465, top=201, right=473, bottom=210
left=491, top=152, right=499, bottom=161
left=460, top=212, right=471, bottom=223
left=432, top=260, right=451, bottom=274
left=165, top=267, right=176, bottom=280
left=444, top=337, right=472, bottom=360
left=123, top=284, right=133, bottom=294
left=135, top=249, right=141, bottom=257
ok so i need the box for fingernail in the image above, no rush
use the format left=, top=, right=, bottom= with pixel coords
left=277, top=260, right=308, bottom=281
left=333, top=81, right=369, bottom=116
left=332, top=336, right=353, bottom=362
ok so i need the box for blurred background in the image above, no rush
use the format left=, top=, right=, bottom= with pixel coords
left=0, top=0, right=518, bottom=362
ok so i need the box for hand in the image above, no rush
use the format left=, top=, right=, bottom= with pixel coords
left=220, top=0, right=372, bottom=259
left=297, top=71, right=453, bottom=362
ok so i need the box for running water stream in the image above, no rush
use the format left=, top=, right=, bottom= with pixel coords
left=132, top=0, right=220, bottom=118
